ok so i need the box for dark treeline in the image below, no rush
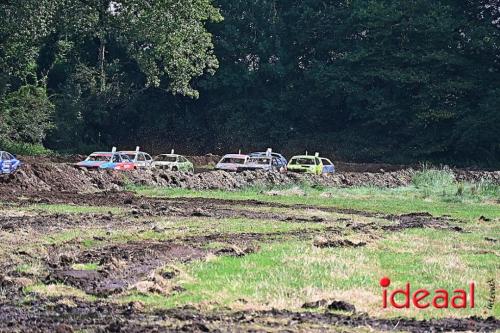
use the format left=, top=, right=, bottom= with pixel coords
left=1, top=0, right=499, bottom=167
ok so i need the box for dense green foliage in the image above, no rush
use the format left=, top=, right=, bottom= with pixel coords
left=1, top=0, right=499, bottom=166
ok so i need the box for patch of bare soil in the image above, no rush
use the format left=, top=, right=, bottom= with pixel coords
left=46, top=241, right=206, bottom=296
left=384, top=212, right=464, bottom=232
left=0, top=297, right=497, bottom=332
left=0, top=213, right=128, bottom=234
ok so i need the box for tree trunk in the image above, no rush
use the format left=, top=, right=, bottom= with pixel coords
left=98, top=38, right=106, bottom=92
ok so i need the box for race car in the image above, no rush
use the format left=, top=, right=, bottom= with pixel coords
left=239, top=149, right=287, bottom=172
left=287, top=153, right=323, bottom=175
left=249, top=149, right=288, bottom=171
left=320, top=157, right=335, bottom=174
left=0, top=151, right=21, bottom=175
left=152, top=150, right=194, bottom=172
left=215, top=153, right=249, bottom=172
left=76, top=148, right=136, bottom=170
left=119, top=147, right=153, bottom=169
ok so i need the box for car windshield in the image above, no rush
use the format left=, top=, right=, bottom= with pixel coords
left=87, top=155, right=111, bottom=162
left=290, top=158, right=315, bottom=165
left=248, top=157, right=270, bottom=165
left=156, top=155, right=177, bottom=162
left=221, top=158, right=246, bottom=164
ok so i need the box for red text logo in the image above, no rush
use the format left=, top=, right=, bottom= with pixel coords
left=380, top=277, right=475, bottom=309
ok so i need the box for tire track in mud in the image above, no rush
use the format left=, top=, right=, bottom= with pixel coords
left=0, top=299, right=498, bottom=332
left=47, top=242, right=207, bottom=296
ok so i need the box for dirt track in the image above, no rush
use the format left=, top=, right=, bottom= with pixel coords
left=1, top=160, right=499, bottom=194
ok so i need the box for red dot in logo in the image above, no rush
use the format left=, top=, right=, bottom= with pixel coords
left=380, top=277, right=391, bottom=287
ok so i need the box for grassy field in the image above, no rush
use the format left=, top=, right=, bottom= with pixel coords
left=124, top=174, right=500, bottom=319
left=1, top=169, right=499, bottom=326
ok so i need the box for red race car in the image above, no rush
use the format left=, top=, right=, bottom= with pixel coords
left=76, top=148, right=136, bottom=170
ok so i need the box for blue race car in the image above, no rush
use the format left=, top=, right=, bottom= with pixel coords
left=320, top=157, right=335, bottom=174
left=0, top=151, right=21, bottom=175
left=249, top=149, right=288, bottom=172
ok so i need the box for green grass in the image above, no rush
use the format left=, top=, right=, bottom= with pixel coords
left=26, top=203, right=122, bottom=215
left=412, top=166, right=500, bottom=200
left=25, top=283, right=97, bottom=301
left=120, top=226, right=499, bottom=319
left=71, top=262, right=100, bottom=271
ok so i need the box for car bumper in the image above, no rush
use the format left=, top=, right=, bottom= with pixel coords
left=237, top=167, right=269, bottom=172
left=153, top=165, right=173, bottom=170
left=288, top=168, right=313, bottom=174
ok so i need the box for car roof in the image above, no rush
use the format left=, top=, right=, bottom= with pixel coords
left=250, top=152, right=284, bottom=157
left=290, top=155, right=316, bottom=159
left=222, top=154, right=248, bottom=158
left=157, top=154, right=181, bottom=157
left=249, top=155, right=271, bottom=159
left=119, top=151, right=147, bottom=154
left=90, top=152, right=114, bottom=156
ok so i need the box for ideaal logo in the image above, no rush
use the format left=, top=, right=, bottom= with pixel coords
left=380, top=277, right=475, bottom=309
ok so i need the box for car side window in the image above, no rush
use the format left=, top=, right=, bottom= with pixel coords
left=179, top=156, right=186, bottom=162
left=138, top=154, right=146, bottom=161
left=145, top=154, right=152, bottom=161
left=113, top=154, right=121, bottom=163
left=315, top=158, right=320, bottom=165
left=7, top=153, right=14, bottom=160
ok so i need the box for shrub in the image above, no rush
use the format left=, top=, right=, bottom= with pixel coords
left=1, top=140, right=52, bottom=156
left=412, top=165, right=455, bottom=189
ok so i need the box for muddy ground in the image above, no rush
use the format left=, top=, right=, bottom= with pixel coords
left=0, top=158, right=499, bottom=332
left=0, top=187, right=498, bottom=332
left=1, top=158, right=500, bottom=194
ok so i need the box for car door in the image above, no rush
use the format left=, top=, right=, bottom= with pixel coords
left=178, top=156, right=187, bottom=171
left=6, top=153, right=18, bottom=172
left=122, top=154, right=136, bottom=170
left=271, top=157, right=279, bottom=172
left=0, top=152, right=9, bottom=173
left=136, top=153, right=146, bottom=168
left=314, top=157, right=322, bottom=175
left=144, top=154, right=153, bottom=168
left=321, top=158, right=334, bottom=174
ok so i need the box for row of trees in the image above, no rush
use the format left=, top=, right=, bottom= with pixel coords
left=1, top=0, right=499, bottom=166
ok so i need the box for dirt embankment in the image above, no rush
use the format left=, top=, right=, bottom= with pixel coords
left=1, top=161, right=499, bottom=193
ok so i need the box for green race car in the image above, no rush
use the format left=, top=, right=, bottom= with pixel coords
left=287, top=154, right=323, bottom=175
left=152, top=152, right=194, bottom=172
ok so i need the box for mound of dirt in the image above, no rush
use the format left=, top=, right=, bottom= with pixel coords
left=1, top=161, right=499, bottom=194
